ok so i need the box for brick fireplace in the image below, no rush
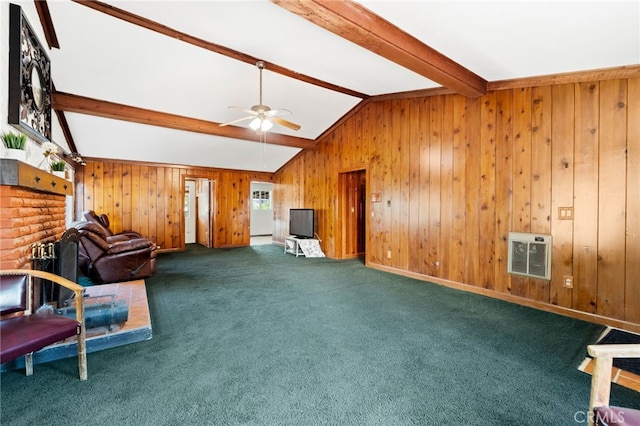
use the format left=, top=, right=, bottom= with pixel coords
left=0, top=159, right=72, bottom=270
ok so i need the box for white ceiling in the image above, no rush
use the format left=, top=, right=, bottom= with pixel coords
left=38, top=0, right=640, bottom=172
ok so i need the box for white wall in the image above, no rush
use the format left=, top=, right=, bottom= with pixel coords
left=1, top=1, right=75, bottom=224
left=250, top=182, right=273, bottom=236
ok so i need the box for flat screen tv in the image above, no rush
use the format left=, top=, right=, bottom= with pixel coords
left=289, top=208, right=315, bottom=239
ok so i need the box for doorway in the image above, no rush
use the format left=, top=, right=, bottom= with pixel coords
left=250, top=181, right=274, bottom=245
left=184, top=180, right=196, bottom=244
left=184, top=178, right=214, bottom=248
left=338, top=169, right=366, bottom=259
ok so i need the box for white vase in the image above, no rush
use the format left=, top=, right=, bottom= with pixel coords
left=4, top=148, right=26, bottom=162
left=52, top=171, right=66, bottom=179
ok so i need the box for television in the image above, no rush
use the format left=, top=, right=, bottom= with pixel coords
left=289, top=208, right=315, bottom=239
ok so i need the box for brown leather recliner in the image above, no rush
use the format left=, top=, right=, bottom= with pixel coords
left=82, top=210, right=142, bottom=242
left=72, top=221, right=157, bottom=284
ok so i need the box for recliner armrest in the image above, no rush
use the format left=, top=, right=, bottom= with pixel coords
left=80, top=228, right=111, bottom=252
left=107, top=238, right=153, bottom=255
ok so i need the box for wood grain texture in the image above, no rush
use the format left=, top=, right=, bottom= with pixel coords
left=573, top=82, right=600, bottom=314
left=76, top=160, right=271, bottom=250
left=549, top=84, right=575, bottom=309
left=274, top=76, right=639, bottom=326
left=73, top=74, right=638, bottom=327
left=597, top=79, right=627, bottom=320
left=626, top=78, right=640, bottom=324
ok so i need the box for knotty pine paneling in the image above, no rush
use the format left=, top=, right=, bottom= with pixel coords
left=627, top=78, right=640, bottom=324
left=549, top=84, right=575, bottom=309
left=75, top=161, right=272, bottom=250
left=274, top=76, right=640, bottom=328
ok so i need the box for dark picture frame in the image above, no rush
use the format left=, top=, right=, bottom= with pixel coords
left=8, top=3, right=52, bottom=143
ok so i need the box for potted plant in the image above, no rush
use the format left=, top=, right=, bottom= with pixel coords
left=50, top=159, right=67, bottom=178
left=1, top=131, right=27, bottom=161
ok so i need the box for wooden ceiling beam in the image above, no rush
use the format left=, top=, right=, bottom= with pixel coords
left=34, top=1, right=60, bottom=49
left=51, top=83, right=79, bottom=157
left=271, top=0, right=487, bottom=98
left=72, top=0, right=367, bottom=99
left=52, top=92, right=317, bottom=150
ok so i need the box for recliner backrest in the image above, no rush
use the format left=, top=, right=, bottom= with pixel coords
left=82, top=210, right=114, bottom=237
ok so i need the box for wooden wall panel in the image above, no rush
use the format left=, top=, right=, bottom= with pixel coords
left=463, top=98, right=482, bottom=287
left=274, top=75, right=640, bottom=328
left=626, top=78, right=640, bottom=324
left=147, top=167, right=158, bottom=245
left=511, top=87, right=532, bottom=298
left=111, top=162, right=123, bottom=233
left=408, top=98, right=423, bottom=272
left=449, top=95, right=467, bottom=283
left=478, top=93, right=496, bottom=289
left=494, top=90, right=513, bottom=294
left=397, top=99, right=411, bottom=271
left=549, top=84, right=575, bottom=309
left=573, top=82, right=600, bottom=314
left=76, top=160, right=271, bottom=251
left=597, top=79, right=627, bottom=319
left=529, top=85, right=552, bottom=303
left=122, top=164, right=132, bottom=233
left=428, top=97, right=442, bottom=277
left=440, top=97, right=454, bottom=280
left=418, top=98, right=431, bottom=276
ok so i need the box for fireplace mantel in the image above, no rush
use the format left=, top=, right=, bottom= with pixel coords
left=0, top=159, right=72, bottom=196
left=0, top=159, right=71, bottom=269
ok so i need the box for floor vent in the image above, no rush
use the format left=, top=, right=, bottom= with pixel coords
left=507, top=232, right=552, bottom=280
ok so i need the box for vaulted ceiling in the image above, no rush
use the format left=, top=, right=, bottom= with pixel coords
left=30, top=0, right=640, bottom=172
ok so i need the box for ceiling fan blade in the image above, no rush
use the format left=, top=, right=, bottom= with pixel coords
left=219, top=116, right=254, bottom=127
left=272, top=117, right=301, bottom=131
left=228, top=106, right=258, bottom=115
left=266, top=108, right=292, bottom=117
left=223, top=63, right=299, bottom=131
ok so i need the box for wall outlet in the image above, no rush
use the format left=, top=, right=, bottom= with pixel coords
left=564, top=275, right=573, bottom=288
left=387, top=250, right=392, bottom=259
left=558, top=207, right=574, bottom=220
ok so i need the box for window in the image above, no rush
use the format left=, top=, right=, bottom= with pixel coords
left=184, top=189, right=190, bottom=218
left=252, top=190, right=271, bottom=210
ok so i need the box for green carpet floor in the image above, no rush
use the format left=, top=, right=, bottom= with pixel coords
left=1, top=244, right=638, bottom=425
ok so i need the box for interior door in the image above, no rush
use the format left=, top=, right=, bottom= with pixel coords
left=196, top=179, right=212, bottom=247
left=340, top=169, right=366, bottom=259
left=184, top=180, right=196, bottom=244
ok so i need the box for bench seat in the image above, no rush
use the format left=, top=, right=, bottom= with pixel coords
left=1, top=313, right=80, bottom=364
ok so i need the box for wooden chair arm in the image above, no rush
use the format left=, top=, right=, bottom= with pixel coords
left=587, top=343, right=640, bottom=426
left=1, top=269, right=85, bottom=293
left=588, top=344, right=640, bottom=359
left=0, top=269, right=87, bottom=380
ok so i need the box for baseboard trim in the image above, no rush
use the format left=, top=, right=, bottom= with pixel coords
left=368, top=262, right=640, bottom=334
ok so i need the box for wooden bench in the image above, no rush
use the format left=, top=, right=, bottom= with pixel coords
left=0, top=270, right=87, bottom=380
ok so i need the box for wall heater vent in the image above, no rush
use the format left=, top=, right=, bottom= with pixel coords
left=507, top=232, right=552, bottom=280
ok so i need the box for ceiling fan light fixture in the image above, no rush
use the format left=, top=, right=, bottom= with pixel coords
left=250, top=117, right=273, bottom=132
left=219, top=60, right=300, bottom=132
left=261, top=119, right=273, bottom=132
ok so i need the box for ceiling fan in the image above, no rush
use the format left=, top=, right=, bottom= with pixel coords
left=219, top=61, right=301, bottom=132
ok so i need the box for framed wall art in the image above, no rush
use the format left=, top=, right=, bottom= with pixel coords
left=8, top=3, right=52, bottom=143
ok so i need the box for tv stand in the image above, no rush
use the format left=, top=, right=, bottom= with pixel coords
left=284, top=236, right=316, bottom=257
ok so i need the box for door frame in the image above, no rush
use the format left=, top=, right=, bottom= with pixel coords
left=337, top=167, right=368, bottom=260
left=181, top=175, right=216, bottom=250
